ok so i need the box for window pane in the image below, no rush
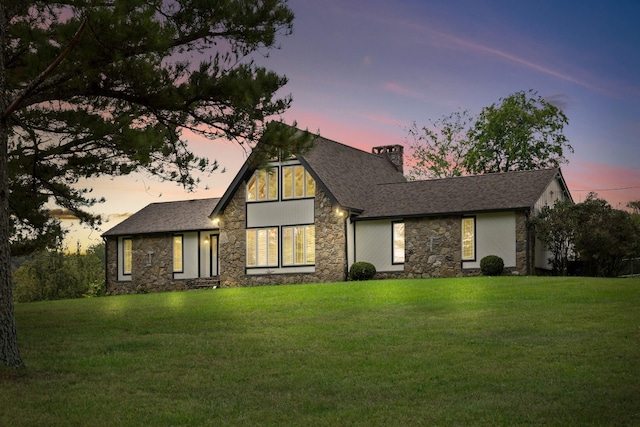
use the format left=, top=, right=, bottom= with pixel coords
left=283, top=166, right=293, bottom=198
left=267, top=169, right=278, bottom=200
left=173, top=235, right=183, bottom=272
left=462, top=218, right=475, bottom=260
left=246, top=230, right=256, bottom=267
left=123, top=238, right=132, bottom=274
left=247, top=174, right=257, bottom=201
left=305, top=226, right=315, bottom=264
left=294, top=166, right=304, bottom=198
left=283, top=227, right=293, bottom=265
left=305, top=171, right=315, bottom=196
left=257, top=229, right=267, bottom=265
left=393, top=223, right=405, bottom=263
left=268, top=228, right=278, bottom=266
left=257, top=170, right=267, bottom=200
left=294, top=226, right=304, bottom=264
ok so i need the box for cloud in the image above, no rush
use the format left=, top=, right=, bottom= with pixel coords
left=383, top=82, right=423, bottom=100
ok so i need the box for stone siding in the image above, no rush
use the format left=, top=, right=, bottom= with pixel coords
left=404, top=216, right=463, bottom=278
left=218, top=186, right=347, bottom=287
left=105, top=235, right=218, bottom=295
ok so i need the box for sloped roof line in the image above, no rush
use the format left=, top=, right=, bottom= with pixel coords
left=102, top=197, right=220, bottom=237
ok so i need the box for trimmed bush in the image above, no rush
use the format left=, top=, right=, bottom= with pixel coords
left=349, top=262, right=376, bottom=281
left=480, top=255, right=504, bottom=276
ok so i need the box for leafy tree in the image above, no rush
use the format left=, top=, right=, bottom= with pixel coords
left=464, top=90, right=572, bottom=174
left=408, top=90, right=572, bottom=179
left=533, top=199, right=577, bottom=275
left=572, top=195, right=640, bottom=277
left=406, top=110, right=471, bottom=179
left=534, top=195, right=640, bottom=277
left=13, top=242, right=105, bottom=302
left=1, top=0, right=308, bottom=368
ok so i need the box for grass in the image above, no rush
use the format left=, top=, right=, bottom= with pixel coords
left=2, top=276, right=640, bottom=426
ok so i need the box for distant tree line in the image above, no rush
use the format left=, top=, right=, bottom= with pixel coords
left=534, top=196, right=640, bottom=277
left=12, top=243, right=105, bottom=303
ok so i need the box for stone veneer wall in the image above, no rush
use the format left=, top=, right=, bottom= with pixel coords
left=400, top=210, right=531, bottom=279
left=106, top=234, right=218, bottom=294
left=218, top=186, right=347, bottom=287
left=403, top=216, right=462, bottom=278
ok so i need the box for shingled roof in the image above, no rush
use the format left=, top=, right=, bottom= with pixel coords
left=102, top=197, right=220, bottom=236
left=356, top=168, right=564, bottom=219
left=210, top=134, right=406, bottom=217
left=298, top=136, right=407, bottom=212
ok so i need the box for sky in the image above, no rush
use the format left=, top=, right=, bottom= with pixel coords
left=61, top=0, right=640, bottom=250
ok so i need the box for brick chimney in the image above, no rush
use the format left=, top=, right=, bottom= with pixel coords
left=372, top=145, right=404, bottom=173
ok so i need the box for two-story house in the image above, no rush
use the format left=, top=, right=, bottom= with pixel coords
left=102, top=133, right=572, bottom=293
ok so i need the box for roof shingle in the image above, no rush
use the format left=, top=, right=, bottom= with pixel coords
left=102, top=197, right=220, bottom=236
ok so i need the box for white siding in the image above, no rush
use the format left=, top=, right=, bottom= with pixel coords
left=355, top=220, right=403, bottom=272
left=462, top=212, right=516, bottom=269
left=247, top=199, right=314, bottom=228
left=174, top=232, right=199, bottom=279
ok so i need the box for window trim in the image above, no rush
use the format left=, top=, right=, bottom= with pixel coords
left=122, top=237, right=133, bottom=276
left=282, top=165, right=315, bottom=200
left=461, top=216, right=476, bottom=261
left=246, top=167, right=279, bottom=202
left=282, top=224, right=316, bottom=267
left=392, top=221, right=405, bottom=265
left=173, top=234, right=184, bottom=273
left=246, top=227, right=279, bottom=268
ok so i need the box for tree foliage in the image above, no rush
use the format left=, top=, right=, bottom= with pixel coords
left=13, top=243, right=105, bottom=302
left=534, top=195, right=640, bottom=277
left=408, top=90, right=572, bottom=178
left=406, top=110, right=471, bottom=179
left=1, top=0, right=306, bottom=368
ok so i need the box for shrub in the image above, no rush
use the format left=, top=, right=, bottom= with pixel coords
left=480, top=255, right=504, bottom=276
left=349, top=262, right=376, bottom=281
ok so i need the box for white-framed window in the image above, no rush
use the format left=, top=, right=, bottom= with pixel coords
left=173, top=235, right=183, bottom=272
left=282, top=225, right=315, bottom=266
left=247, top=168, right=278, bottom=202
left=282, top=165, right=315, bottom=199
left=123, top=238, right=133, bottom=275
left=393, top=222, right=405, bottom=264
left=246, top=228, right=279, bottom=267
left=461, top=217, right=476, bottom=261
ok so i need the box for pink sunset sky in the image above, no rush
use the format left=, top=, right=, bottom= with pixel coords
left=61, top=0, right=640, bottom=249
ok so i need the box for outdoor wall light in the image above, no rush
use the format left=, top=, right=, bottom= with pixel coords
left=211, top=217, right=220, bottom=226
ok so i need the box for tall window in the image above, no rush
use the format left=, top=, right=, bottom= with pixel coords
left=173, top=235, right=183, bottom=272
left=461, top=217, right=475, bottom=260
left=283, top=165, right=315, bottom=199
left=247, top=169, right=278, bottom=201
left=246, top=228, right=278, bottom=267
left=123, top=238, right=132, bottom=275
left=283, top=225, right=315, bottom=265
left=393, top=222, right=405, bottom=264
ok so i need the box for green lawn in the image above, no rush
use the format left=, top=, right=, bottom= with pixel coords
left=2, top=276, right=640, bottom=426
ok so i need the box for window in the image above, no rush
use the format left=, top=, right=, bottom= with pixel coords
left=123, top=238, right=132, bottom=275
left=246, top=228, right=278, bottom=267
left=283, top=225, right=315, bottom=266
left=461, top=217, right=475, bottom=260
left=247, top=169, right=278, bottom=201
left=173, top=235, right=183, bottom=272
left=393, top=222, right=405, bottom=264
left=283, top=165, right=315, bottom=199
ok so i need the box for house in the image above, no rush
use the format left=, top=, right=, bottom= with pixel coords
left=102, top=134, right=572, bottom=293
